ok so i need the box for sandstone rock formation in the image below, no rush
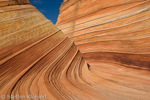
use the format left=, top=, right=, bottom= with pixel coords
left=0, top=0, right=150, bottom=100
left=0, top=0, right=30, bottom=7
left=0, top=1, right=89, bottom=100
left=56, top=0, right=150, bottom=99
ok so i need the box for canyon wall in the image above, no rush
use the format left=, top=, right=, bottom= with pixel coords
left=56, top=0, right=150, bottom=100
left=0, top=1, right=95, bottom=100
left=0, top=0, right=150, bottom=100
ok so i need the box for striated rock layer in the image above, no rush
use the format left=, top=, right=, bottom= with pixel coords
left=0, top=1, right=95, bottom=100
left=0, top=0, right=150, bottom=100
left=56, top=0, right=150, bottom=100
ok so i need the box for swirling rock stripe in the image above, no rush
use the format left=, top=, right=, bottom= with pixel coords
left=56, top=0, right=150, bottom=100
left=0, top=1, right=110, bottom=100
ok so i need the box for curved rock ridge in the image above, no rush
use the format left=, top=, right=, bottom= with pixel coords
left=0, top=0, right=150, bottom=100
left=0, top=1, right=101, bottom=100
left=56, top=0, right=150, bottom=100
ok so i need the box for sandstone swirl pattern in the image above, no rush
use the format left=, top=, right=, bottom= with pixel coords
left=56, top=0, right=150, bottom=100
left=0, top=1, right=89, bottom=100
left=0, top=0, right=150, bottom=100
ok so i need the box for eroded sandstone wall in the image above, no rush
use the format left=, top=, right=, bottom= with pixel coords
left=0, top=0, right=30, bottom=7
left=56, top=0, right=150, bottom=100
left=0, top=0, right=150, bottom=100
left=0, top=1, right=97, bottom=100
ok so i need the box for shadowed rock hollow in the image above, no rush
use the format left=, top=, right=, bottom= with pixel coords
left=0, top=0, right=150, bottom=100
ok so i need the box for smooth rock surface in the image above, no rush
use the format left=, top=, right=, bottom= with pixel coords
left=0, top=1, right=92, bottom=100
left=0, top=0, right=150, bottom=100
left=56, top=0, right=150, bottom=100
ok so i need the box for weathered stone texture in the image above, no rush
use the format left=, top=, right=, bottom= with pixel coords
left=0, top=1, right=89, bottom=100
left=0, top=0, right=150, bottom=100
left=56, top=0, right=150, bottom=99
